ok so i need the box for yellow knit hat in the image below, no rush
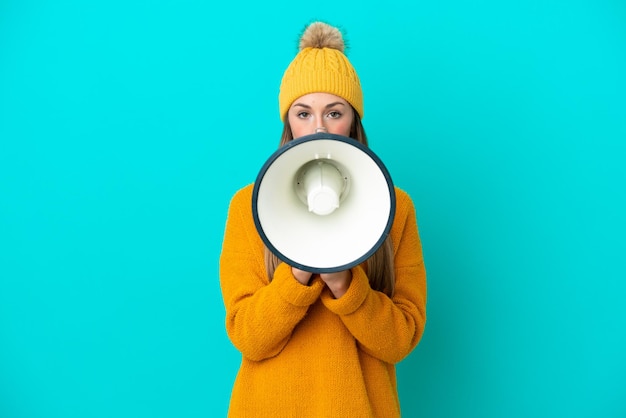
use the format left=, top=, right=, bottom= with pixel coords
left=279, top=22, right=363, bottom=121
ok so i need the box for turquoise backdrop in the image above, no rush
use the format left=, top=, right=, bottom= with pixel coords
left=1, top=1, right=625, bottom=417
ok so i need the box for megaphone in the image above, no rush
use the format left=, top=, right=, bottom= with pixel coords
left=252, top=132, right=395, bottom=274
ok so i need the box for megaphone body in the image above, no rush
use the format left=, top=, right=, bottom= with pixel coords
left=252, top=133, right=396, bottom=274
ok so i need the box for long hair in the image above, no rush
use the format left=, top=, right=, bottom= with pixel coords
left=264, top=110, right=396, bottom=297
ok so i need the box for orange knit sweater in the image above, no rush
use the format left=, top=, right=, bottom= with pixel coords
left=219, top=184, right=427, bottom=417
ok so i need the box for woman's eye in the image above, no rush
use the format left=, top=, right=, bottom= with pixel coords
left=297, top=111, right=310, bottom=119
left=328, top=111, right=342, bottom=119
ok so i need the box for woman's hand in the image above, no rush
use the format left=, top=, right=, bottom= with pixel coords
left=291, top=267, right=352, bottom=298
left=291, top=267, right=313, bottom=285
left=320, top=270, right=352, bottom=299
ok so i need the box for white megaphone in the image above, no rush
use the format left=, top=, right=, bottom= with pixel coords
left=252, top=132, right=396, bottom=273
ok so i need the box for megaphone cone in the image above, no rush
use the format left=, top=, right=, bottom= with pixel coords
left=252, top=133, right=395, bottom=274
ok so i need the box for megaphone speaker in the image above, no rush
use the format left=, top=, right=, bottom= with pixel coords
left=252, top=132, right=396, bottom=273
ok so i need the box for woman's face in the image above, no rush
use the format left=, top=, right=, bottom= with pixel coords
left=287, top=92, right=354, bottom=139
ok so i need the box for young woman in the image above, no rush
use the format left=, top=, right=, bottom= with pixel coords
left=219, top=21, right=427, bottom=417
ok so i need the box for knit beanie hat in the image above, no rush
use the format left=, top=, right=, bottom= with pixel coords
left=279, top=22, right=363, bottom=121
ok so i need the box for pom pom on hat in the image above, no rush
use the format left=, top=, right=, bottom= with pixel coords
left=299, top=21, right=345, bottom=52
left=279, top=22, right=363, bottom=121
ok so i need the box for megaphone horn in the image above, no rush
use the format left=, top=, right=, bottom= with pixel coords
left=252, top=133, right=396, bottom=274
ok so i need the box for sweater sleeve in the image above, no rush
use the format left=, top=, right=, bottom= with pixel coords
left=320, top=189, right=427, bottom=364
left=219, top=185, right=324, bottom=361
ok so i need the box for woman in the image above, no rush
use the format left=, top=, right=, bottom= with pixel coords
left=219, top=21, right=427, bottom=417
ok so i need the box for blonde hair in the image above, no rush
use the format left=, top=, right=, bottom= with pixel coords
left=263, top=111, right=396, bottom=297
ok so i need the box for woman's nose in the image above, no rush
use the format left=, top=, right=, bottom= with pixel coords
left=315, top=126, right=327, bottom=133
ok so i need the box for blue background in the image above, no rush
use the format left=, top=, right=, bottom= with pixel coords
left=1, top=1, right=625, bottom=417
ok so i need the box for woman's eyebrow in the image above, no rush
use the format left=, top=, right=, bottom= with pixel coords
left=325, top=102, right=346, bottom=108
left=292, top=102, right=346, bottom=109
